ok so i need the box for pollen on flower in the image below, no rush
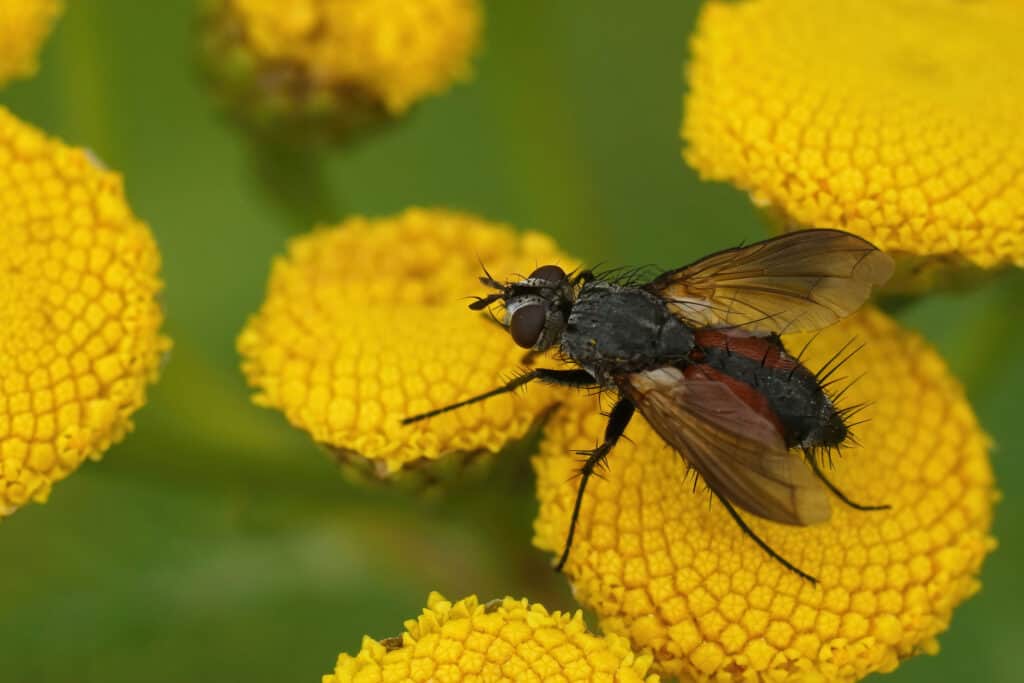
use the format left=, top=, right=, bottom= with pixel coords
left=0, top=0, right=63, bottom=87
left=533, top=307, right=995, bottom=681
left=238, top=208, right=576, bottom=476
left=683, top=0, right=1024, bottom=269
left=0, top=108, right=169, bottom=516
left=200, top=0, right=482, bottom=139
left=323, top=591, right=661, bottom=683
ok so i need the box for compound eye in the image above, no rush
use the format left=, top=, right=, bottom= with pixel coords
left=529, top=264, right=566, bottom=283
left=509, top=303, right=547, bottom=348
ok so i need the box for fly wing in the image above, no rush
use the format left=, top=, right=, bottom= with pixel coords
left=644, top=229, right=893, bottom=334
left=619, top=367, right=831, bottom=525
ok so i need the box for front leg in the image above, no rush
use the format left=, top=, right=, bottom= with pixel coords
left=401, top=368, right=597, bottom=424
left=555, top=397, right=635, bottom=571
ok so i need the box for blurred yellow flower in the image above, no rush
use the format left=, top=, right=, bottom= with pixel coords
left=0, top=0, right=63, bottom=87
left=238, top=208, right=575, bottom=477
left=323, top=591, right=660, bottom=683
left=200, top=0, right=482, bottom=139
left=0, top=108, right=169, bottom=516
left=534, top=307, right=995, bottom=681
left=683, top=0, right=1024, bottom=270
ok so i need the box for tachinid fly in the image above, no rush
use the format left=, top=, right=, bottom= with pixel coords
left=403, top=229, right=895, bottom=583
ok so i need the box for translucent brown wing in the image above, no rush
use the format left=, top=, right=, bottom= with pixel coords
left=644, top=229, right=893, bottom=334
left=618, top=367, right=831, bottom=525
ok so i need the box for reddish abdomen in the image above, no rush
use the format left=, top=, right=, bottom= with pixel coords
left=693, top=329, right=798, bottom=372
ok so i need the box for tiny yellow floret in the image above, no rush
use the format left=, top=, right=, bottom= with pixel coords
left=0, top=108, right=169, bottom=516
left=533, top=308, right=995, bottom=681
left=238, top=208, right=575, bottom=475
left=323, top=592, right=661, bottom=682
left=683, top=0, right=1024, bottom=269
left=0, top=0, right=63, bottom=87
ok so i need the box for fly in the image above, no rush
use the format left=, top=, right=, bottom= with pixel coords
left=402, top=229, right=895, bottom=583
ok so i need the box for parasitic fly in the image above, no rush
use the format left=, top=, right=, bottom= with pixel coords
left=402, top=229, right=894, bottom=583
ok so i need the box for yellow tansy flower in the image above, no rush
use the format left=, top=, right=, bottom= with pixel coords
left=0, top=108, right=169, bottom=516
left=683, top=0, right=1024, bottom=270
left=323, top=591, right=660, bottom=683
left=534, top=307, right=995, bottom=681
left=0, top=0, right=63, bottom=87
left=238, top=208, right=575, bottom=477
left=200, top=0, right=482, bottom=139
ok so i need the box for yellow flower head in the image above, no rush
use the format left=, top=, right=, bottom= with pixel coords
left=0, top=108, right=169, bottom=516
left=683, top=0, right=1024, bottom=270
left=324, top=591, right=660, bottom=683
left=0, top=0, right=63, bottom=87
left=534, top=307, right=995, bottom=681
left=238, top=208, right=575, bottom=477
left=200, top=0, right=482, bottom=140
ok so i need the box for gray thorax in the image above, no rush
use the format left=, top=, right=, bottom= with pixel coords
left=560, top=281, right=695, bottom=383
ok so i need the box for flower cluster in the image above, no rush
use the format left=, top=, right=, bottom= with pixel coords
left=238, top=208, right=575, bottom=476
left=683, top=0, right=1024, bottom=271
left=200, top=0, right=482, bottom=140
left=0, top=0, right=63, bottom=87
left=324, top=592, right=660, bottom=683
left=0, top=109, right=169, bottom=516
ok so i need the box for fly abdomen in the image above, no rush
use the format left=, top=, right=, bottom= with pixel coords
left=691, top=330, right=847, bottom=449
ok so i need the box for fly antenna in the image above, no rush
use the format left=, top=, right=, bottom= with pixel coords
left=477, top=258, right=503, bottom=289
left=468, top=292, right=504, bottom=310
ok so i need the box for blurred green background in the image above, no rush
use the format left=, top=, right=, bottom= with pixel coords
left=1, top=1, right=1021, bottom=681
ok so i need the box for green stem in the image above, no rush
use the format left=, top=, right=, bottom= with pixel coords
left=247, top=140, right=344, bottom=233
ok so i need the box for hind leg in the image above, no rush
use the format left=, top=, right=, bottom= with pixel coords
left=803, top=448, right=890, bottom=511
left=715, top=492, right=817, bottom=584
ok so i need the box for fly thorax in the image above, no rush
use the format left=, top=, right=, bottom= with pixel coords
left=562, top=283, right=694, bottom=372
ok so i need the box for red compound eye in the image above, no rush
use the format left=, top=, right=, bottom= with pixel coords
left=509, top=303, right=547, bottom=348
left=529, top=264, right=566, bottom=283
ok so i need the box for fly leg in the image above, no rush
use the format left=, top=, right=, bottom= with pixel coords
left=555, top=398, right=635, bottom=571
left=802, top=448, right=890, bottom=511
left=714, top=492, right=818, bottom=584
left=401, top=369, right=596, bottom=424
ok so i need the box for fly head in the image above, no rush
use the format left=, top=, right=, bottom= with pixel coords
left=469, top=264, right=575, bottom=351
